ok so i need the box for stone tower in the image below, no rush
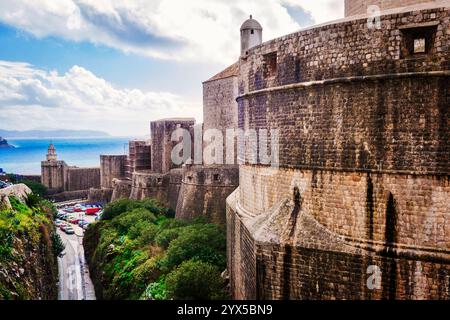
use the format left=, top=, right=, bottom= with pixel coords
left=41, top=143, right=67, bottom=193
left=46, top=143, right=57, bottom=161
left=240, top=15, right=263, bottom=56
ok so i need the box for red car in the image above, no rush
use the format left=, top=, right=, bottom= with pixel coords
left=68, top=217, right=80, bottom=224
left=85, top=207, right=101, bottom=215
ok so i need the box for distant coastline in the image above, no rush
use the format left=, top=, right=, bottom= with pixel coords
left=0, top=129, right=111, bottom=139
left=0, top=137, right=133, bottom=175
left=0, top=137, right=14, bottom=148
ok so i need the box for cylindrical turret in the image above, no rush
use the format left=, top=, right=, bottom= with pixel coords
left=240, top=15, right=262, bottom=56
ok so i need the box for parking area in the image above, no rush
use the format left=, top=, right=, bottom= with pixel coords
left=54, top=202, right=103, bottom=236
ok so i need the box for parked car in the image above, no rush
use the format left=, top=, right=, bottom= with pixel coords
left=78, top=220, right=89, bottom=227
left=82, top=224, right=89, bottom=230
left=64, top=226, right=75, bottom=235
left=60, top=214, right=70, bottom=221
left=59, top=222, right=68, bottom=231
left=64, top=207, right=75, bottom=213
left=69, top=217, right=80, bottom=224
left=85, top=207, right=101, bottom=215
left=54, top=219, right=63, bottom=227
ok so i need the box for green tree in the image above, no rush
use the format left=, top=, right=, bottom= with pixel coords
left=51, top=232, right=65, bottom=257
left=162, top=224, right=226, bottom=271
left=112, top=208, right=157, bottom=234
left=165, top=260, right=227, bottom=300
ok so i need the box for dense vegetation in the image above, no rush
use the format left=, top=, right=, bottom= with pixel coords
left=0, top=193, right=60, bottom=299
left=84, top=198, right=228, bottom=300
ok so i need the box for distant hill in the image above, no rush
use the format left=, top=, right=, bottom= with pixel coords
left=0, top=129, right=111, bottom=139
left=0, top=137, right=15, bottom=148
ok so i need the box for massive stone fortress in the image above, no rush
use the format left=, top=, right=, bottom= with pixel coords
left=40, top=0, right=449, bottom=300
left=227, top=0, right=449, bottom=299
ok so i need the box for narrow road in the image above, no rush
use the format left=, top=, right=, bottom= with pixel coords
left=57, top=217, right=96, bottom=300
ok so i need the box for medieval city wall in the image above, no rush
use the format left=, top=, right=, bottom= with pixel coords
left=227, top=195, right=449, bottom=299
left=150, top=119, right=195, bottom=174
left=203, top=75, right=239, bottom=132
left=65, top=167, right=100, bottom=192
left=228, top=5, right=450, bottom=299
left=176, top=165, right=239, bottom=225
left=110, top=179, right=132, bottom=202
left=100, top=155, right=127, bottom=189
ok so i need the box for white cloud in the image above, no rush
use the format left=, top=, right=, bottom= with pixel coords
left=0, top=60, right=200, bottom=136
left=0, top=0, right=344, bottom=65
left=282, top=0, right=344, bottom=24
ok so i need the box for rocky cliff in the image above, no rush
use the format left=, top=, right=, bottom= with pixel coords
left=0, top=184, right=58, bottom=300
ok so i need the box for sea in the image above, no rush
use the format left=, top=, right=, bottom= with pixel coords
left=0, top=137, right=133, bottom=175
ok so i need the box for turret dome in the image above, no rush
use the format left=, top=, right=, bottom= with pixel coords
left=240, top=15, right=262, bottom=31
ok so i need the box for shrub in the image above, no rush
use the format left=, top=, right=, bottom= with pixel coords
left=141, top=278, right=167, bottom=300
left=0, top=229, right=14, bottom=259
left=135, top=224, right=159, bottom=247
left=25, top=193, right=43, bottom=208
left=165, top=260, right=226, bottom=300
left=102, top=198, right=136, bottom=221
left=162, top=224, right=226, bottom=272
left=132, top=256, right=162, bottom=293
left=112, top=208, right=157, bottom=235
left=155, top=228, right=181, bottom=249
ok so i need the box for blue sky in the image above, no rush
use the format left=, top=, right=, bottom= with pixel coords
left=0, top=0, right=343, bottom=136
left=0, top=22, right=219, bottom=97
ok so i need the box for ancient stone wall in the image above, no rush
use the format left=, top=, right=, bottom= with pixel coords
left=111, top=179, right=132, bottom=202
left=88, top=187, right=113, bottom=203
left=65, top=167, right=100, bottom=192
left=345, top=0, right=444, bottom=17
left=100, top=155, right=127, bottom=189
left=150, top=119, right=195, bottom=174
left=228, top=188, right=450, bottom=300
left=176, top=165, right=239, bottom=225
left=228, top=5, right=450, bottom=299
left=240, top=7, right=449, bottom=94
left=47, top=190, right=89, bottom=202
left=203, top=74, right=239, bottom=132
left=129, top=170, right=169, bottom=204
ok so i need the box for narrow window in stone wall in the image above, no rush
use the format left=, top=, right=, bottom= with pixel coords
left=263, top=52, right=277, bottom=78
left=400, top=23, right=437, bottom=58
left=213, top=174, right=220, bottom=182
